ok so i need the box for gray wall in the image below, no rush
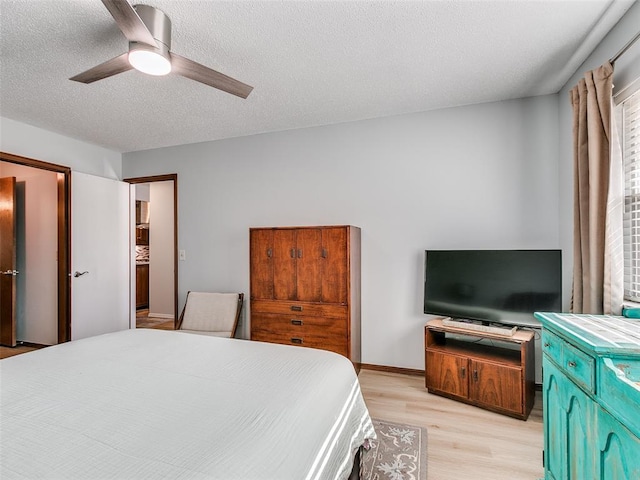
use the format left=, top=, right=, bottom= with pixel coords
left=149, top=181, right=175, bottom=318
left=123, top=94, right=561, bottom=370
left=1, top=117, right=122, bottom=179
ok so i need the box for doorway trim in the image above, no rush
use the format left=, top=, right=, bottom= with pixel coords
left=0, top=151, right=71, bottom=343
left=124, top=174, right=178, bottom=325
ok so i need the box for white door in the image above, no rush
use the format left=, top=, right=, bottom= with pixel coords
left=71, top=172, right=130, bottom=340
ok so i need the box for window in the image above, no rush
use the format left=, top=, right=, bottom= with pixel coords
left=623, top=90, right=640, bottom=301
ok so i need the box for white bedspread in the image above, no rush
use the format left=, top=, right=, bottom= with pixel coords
left=0, top=329, right=375, bottom=479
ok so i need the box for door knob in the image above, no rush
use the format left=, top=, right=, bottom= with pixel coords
left=1, top=270, right=19, bottom=276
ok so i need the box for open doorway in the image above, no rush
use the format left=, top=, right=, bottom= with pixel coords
left=125, top=175, right=178, bottom=328
left=0, top=152, right=71, bottom=347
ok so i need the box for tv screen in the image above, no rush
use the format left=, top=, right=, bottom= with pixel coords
left=424, top=249, right=562, bottom=328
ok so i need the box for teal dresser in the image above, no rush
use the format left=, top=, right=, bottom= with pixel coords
left=535, top=312, right=640, bottom=480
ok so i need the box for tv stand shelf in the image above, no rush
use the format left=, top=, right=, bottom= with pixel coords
left=424, top=318, right=535, bottom=420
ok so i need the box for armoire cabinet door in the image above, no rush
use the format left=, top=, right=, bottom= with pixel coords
left=273, top=229, right=296, bottom=300
left=295, top=228, right=322, bottom=302
left=250, top=229, right=274, bottom=300
left=321, top=227, right=348, bottom=304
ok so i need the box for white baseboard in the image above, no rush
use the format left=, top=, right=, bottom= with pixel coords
left=148, top=313, right=174, bottom=320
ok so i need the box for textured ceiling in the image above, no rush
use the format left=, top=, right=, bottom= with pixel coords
left=0, top=0, right=635, bottom=153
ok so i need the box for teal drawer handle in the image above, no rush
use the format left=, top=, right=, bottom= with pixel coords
left=568, top=361, right=577, bottom=368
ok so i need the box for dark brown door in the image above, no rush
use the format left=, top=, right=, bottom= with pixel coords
left=296, top=228, right=322, bottom=302
left=425, top=350, right=468, bottom=400
left=470, top=360, right=522, bottom=414
left=0, top=177, right=17, bottom=347
left=321, top=227, right=348, bottom=304
left=273, top=229, right=296, bottom=300
left=250, top=229, right=274, bottom=300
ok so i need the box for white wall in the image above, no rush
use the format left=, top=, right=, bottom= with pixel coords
left=149, top=181, right=175, bottom=318
left=0, top=162, right=58, bottom=345
left=557, top=1, right=640, bottom=305
left=123, top=94, right=561, bottom=370
left=0, top=116, right=122, bottom=179
left=136, top=184, right=150, bottom=201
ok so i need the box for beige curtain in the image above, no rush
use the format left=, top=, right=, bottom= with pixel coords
left=605, top=95, right=624, bottom=316
left=570, top=62, right=619, bottom=314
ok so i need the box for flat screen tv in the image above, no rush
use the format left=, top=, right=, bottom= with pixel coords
left=424, top=249, right=562, bottom=328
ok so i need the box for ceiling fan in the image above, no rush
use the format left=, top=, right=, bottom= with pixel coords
left=70, top=0, right=253, bottom=98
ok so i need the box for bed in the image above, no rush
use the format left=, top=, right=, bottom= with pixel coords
left=0, top=329, right=375, bottom=479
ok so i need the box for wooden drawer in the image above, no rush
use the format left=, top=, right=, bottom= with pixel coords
left=251, top=299, right=348, bottom=318
left=543, top=329, right=595, bottom=394
left=251, top=313, right=348, bottom=356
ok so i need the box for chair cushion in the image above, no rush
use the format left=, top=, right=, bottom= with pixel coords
left=180, top=292, right=239, bottom=334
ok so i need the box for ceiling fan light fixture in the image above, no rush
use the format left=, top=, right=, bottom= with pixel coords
left=70, top=1, right=252, bottom=97
left=128, top=42, right=171, bottom=76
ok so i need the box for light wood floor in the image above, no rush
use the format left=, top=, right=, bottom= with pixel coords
left=136, top=309, right=175, bottom=330
left=0, top=344, right=43, bottom=359
left=358, top=369, right=544, bottom=480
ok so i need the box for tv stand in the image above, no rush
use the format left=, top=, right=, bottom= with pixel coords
left=424, top=318, right=535, bottom=420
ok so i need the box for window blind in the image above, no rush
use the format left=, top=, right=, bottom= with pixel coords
left=623, top=90, right=640, bottom=301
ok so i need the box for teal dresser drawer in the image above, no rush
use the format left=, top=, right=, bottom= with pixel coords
left=562, top=339, right=595, bottom=393
left=542, top=328, right=595, bottom=393
left=599, top=358, right=640, bottom=438
left=542, top=329, right=563, bottom=362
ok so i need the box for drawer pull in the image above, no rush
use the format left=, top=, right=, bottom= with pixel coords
left=544, top=342, right=550, bottom=347
left=568, top=361, right=577, bottom=368
left=291, top=305, right=303, bottom=312
left=291, top=319, right=303, bottom=326
left=461, top=367, right=466, bottom=379
left=473, top=370, right=478, bottom=382
left=291, top=337, right=303, bottom=344
left=267, top=248, right=273, bottom=258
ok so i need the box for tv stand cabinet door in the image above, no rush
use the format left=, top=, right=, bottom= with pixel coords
left=425, top=350, right=468, bottom=400
left=469, top=360, right=523, bottom=416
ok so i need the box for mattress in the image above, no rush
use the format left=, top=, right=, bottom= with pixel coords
left=0, top=329, right=375, bottom=479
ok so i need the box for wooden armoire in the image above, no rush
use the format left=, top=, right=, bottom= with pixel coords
left=249, top=225, right=361, bottom=368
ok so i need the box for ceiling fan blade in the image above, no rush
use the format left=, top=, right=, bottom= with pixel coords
left=101, top=0, right=157, bottom=46
left=70, top=52, right=132, bottom=83
left=170, top=53, right=253, bottom=99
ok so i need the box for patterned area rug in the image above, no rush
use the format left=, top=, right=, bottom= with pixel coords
left=361, top=418, right=427, bottom=480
